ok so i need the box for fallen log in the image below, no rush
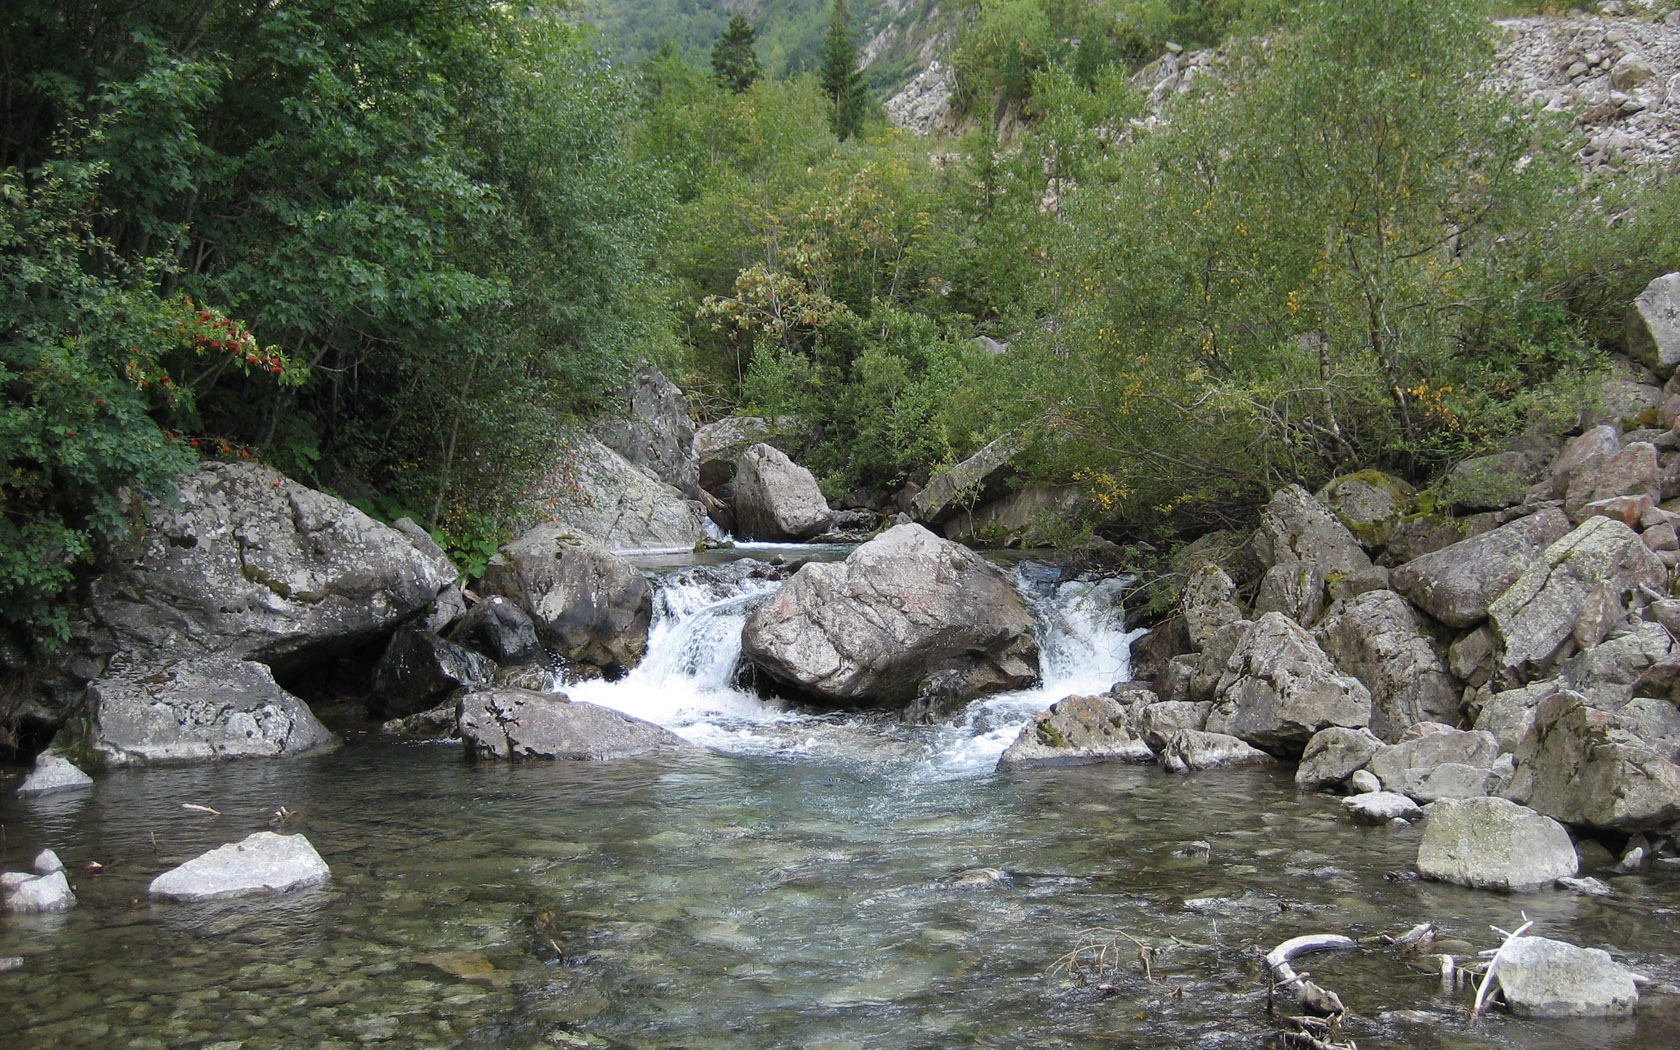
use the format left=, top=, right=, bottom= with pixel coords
left=1266, top=934, right=1357, bottom=1018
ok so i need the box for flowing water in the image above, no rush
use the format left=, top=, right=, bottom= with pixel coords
left=3, top=552, right=1679, bottom=1050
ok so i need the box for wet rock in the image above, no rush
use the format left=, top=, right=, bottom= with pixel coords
left=1416, top=796, right=1578, bottom=891
left=15, top=754, right=93, bottom=796
left=909, top=434, right=1021, bottom=527
left=1134, top=699, right=1212, bottom=750
left=84, top=655, right=334, bottom=768
left=1390, top=507, right=1571, bottom=629
left=1295, top=726, right=1384, bottom=790
left=741, top=524, right=1038, bottom=710
left=1316, top=590, right=1460, bottom=741
left=1342, top=791, right=1421, bottom=824
left=148, top=831, right=330, bottom=902
left=1503, top=689, right=1680, bottom=832
left=732, top=444, right=831, bottom=541
left=1157, top=729, right=1277, bottom=773
left=479, top=525, right=651, bottom=677
left=370, top=627, right=495, bottom=718
left=996, top=694, right=1154, bottom=770
left=1495, top=936, right=1639, bottom=1017
left=594, top=365, right=700, bottom=499
left=1205, top=613, right=1372, bottom=756
left=1, top=869, right=75, bottom=914
left=457, top=688, right=696, bottom=761
left=1626, top=272, right=1680, bottom=379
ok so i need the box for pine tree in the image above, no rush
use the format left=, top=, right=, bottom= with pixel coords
left=710, top=14, right=763, bottom=94
left=818, top=0, right=867, bottom=140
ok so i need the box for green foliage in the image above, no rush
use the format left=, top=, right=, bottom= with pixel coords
left=820, top=2, right=870, bottom=141
left=711, top=15, right=765, bottom=93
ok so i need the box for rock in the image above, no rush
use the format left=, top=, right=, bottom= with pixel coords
left=370, top=628, right=496, bottom=718
left=1342, top=791, right=1421, bottom=824
left=1561, top=619, right=1673, bottom=707
left=1495, top=936, right=1639, bottom=1017
left=148, top=831, right=330, bottom=901
left=82, top=461, right=457, bottom=675
left=457, top=688, right=696, bottom=760
left=1474, top=680, right=1561, bottom=752
left=1248, top=484, right=1373, bottom=580
left=1610, top=54, right=1657, bottom=91
left=2, top=870, right=75, bottom=914
left=15, top=754, right=93, bottom=796
left=694, top=416, right=790, bottom=490
left=1348, top=769, right=1382, bottom=794
left=996, top=694, right=1154, bottom=770
left=1205, top=613, right=1372, bottom=756
left=1443, top=450, right=1547, bottom=511
left=32, top=849, right=63, bottom=875
left=1412, top=762, right=1502, bottom=802
left=943, top=485, right=1084, bottom=548
left=1157, top=729, right=1277, bottom=773
left=1538, top=425, right=1621, bottom=502
left=1488, top=517, right=1667, bottom=682
left=594, top=364, right=700, bottom=498
left=1317, top=470, right=1415, bottom=549
left=1557, top=876, right=1612, bottom=897
left=1565, top=441, right=1660, bottom=522
left=884, top=60, right=954, bottom=136
left=732, top=444, right=831, bottom=541
left=479, top=525, right=652, bottom=677
left=1367, top=724, right=1501, bottom=799
left=522, top=435, right=706, bottom=550
left=1390, top=507, right=1571, bottom=628
left=741, top=524, right=1038, bottom=710
left=1252, top=562, right=1325, bottom=627
left=84, top=655, right=335, bottom=768
left=1316, top=590, right=1460, bottom=741
left=909, top=434, right=1022, bottom=526
left=1416, top=796, right=1578, bottom=891
left=1448, top=624, right=1498, bottom=687
left=1295, top=726, right=1384, bottom=789
left=1181, top=563, right=1244, bottom=648
left=1134, top=698, right=1211, bottom=748
left=1504, top=689, right=1680, bottom=832
left=1627, top=272, right=1680, bottom=379
left=445, top=596, right=543, bottom=666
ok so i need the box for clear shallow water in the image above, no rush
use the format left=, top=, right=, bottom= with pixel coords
left=4, top=558, right=1680, bottom=1049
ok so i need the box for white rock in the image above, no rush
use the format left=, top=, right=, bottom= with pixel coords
left=148, top=832, right=330, bottom=902
left=15, top=754, right=94, bottom=796
left=32, top=849, right=63, bottom=875
left=1497, top=936, right=1639, bottom=1017
left=2, top=871, right=76, bottom=914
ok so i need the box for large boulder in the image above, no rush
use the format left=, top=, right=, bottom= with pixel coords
left=741, top=523, right=1039, bottom=709
left=1204, top=613, right=1372, bottom=756
left=148, top=831, right=330, bottom=901
left=1317, top=470, right=1415, bottom=549
left=528, top=436, right=706, bottom=551
left=82, top=461, right=457, bottom=675
left=1366, top=724, right=1500, bottom=799
left=996, top=694, right=1154, bottom=770
left=594, top=364, right=700, bottom=498
left=1495, top=937, right=1640, bottom=1018
left=1415, top=796, right=1577, bottom=891
left=84, top=655, right=335, bottom=768
left=1503, top=689, right=1680, bottom=832
left=1315, top=590, right=1460, bottom=741
left=1295, top=726, right=1384, bottom=790
left=1180, top=563, right=1244, bottom=648
left=1390, top=507, right=1571, bottom=629
left=1488, top=517, right=1668, bottom=683
left=909, top=434, right=1022, bottom=526
left=1626, top=271, right=1680, bottom=379
left=1248, top=485, right=1373, bottom=581
left=457, top=688, right=696, bottom=761
left=732, top=444, right=831, bottom=541
left=478, top=525, right=651, bottom=677
left=1156, top=729, right=1276, bottom=773
left=15, top=754, right=94, bottom=797
left=694, top=416, right=796, bottom=490
left=370, top=628, right=496, bottom=718
left=444, top=596, right=543, bottom=666
left=943, top=485, right=1084, bottom=549
left=1564, top=441, right=1660, bottom=523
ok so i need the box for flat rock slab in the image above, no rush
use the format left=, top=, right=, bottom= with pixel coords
left=458, top=688, right=697, bottom=761
left=148, top=832, right=329, bottom=901
left=1497, top=936, right=1640, bottom=1017
left=1342, top=791, right=1421, bottom=825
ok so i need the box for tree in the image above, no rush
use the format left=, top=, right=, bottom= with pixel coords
left=710, top=15, right=764, bottom=93
left=818, top=1, right=868, bottom=140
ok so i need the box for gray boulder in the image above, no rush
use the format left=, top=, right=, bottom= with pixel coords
left=1317, top=471, right=1414, bottom=549
left=1474, top=680, right=1562, bottom=753
left=1416, top=796, right=1578, bottom=891
left=457, top=688, right=695, bottom=761
left=1564, top=441, right=1659, bottom=523
left=479, top=525, right=652, bottom=677
left=1204, top=613, right=1372, bottom=756
left=1316, top=590, right=1459, bottom=741
left=2, top=870, right=75, bottom=914
left=741, top=524, right=1038, bottom=709
left=84, top=655, right=334, bottom=768
left=148, top=832, right=330, bottom=901
left=733, top=443, right=831, bottom=541
left=1626, top=271, right=1680, bottom=379
left=445, top=596, right=543, bottom=666
left=1295, top=726, right=1384, bottom=789
left=1488, top=517, right=1668, bottom=683
left=1252, top=562, right=1325, bottom=627
left=1134, top=699, right=1212, bottom=750
left=996, top=694, right=1154, bottom=770
left=1180, top=563, right=1244, bottom=648
left=1247, top=485, right=1372, bottom=580
left=594, top=364, right=700, bottom=498
left=522, top=436, right=706, bottom=551
left=1503, top=690, right=1680, bottom=832
left=370, top=628, right=496, bottom=718
left=1496, top=937, right=1640, bottom=1017
left=1157, top=729, right=1277, bottom=773
left=1390, top=507, right=1571, bottom=629
left=910, top=434, right=1022, bottom=526
left=1342, top=791, right=1421, bottom=824
left=1561, top=620, right=1673, bottom=708
left=694, top=416, right=791, bottom=490
left=15, top=754, right=93, bottom=796
left=1367, top=724, right=1500, bottom=799
left=83, top=461, right=457, bottom=675
left=1539, top=425, right=1621, bottom=502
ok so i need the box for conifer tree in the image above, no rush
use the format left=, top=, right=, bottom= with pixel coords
left=710, top=14, right=764, bottom=93
left=818, top=0, right=867, bottom=140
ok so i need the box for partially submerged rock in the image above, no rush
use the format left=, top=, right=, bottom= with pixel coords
left=1415, top=796, right=1578, bottom=891
left=1342, top=791, right=1421, bottom=825
left=996, top=694, right=1154, bottom=770
left=457, top=688, right=696, bottom=761
left=1495, top=936, right=1640, bottom=1017
left=1157, top=729, right=1276, bottom=773
left=148, top=831, right=330, bottom=901
left=15, top=754, right=94, bottom=796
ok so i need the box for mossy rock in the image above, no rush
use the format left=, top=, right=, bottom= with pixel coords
left=1317, top=470, right=1416, bottom=550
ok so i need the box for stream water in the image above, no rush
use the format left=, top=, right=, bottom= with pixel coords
left=3, top=551, right=1679, bottom=1049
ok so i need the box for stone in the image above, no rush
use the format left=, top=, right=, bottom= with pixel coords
left=479, top=525, right=652, bottom=677
left=1474, top=680, right=1561, bottom=752
left=521, top=435, right=706, bottom=550
left=84, top=655, right=334, bottom=768
left=1390, top=507, right=1571, bottom=629
left=1180, top=562, right=1244, bottom=648
left=370, top=628, right=496, bottom=718
left=693, top=416, right=791, bottom=490
left=1565, top=441, right=1660, bottom=523
left=457, top=688, right=696, bottom=761
left=1504, top=689, right=1680, bottom=832
left=2, top=870, right=75, bottom=914
left=1416, top=796, right=1578, bottom=891
left=1295, top=726, right=1384, bottom=790
left=1133, top=699, right=1211, bottom=749
left=148, top=831, right=330, bottom=901
left=1248, top=484, right=1373, bottom=580
left=1348, top=769, right=1382, bottom=795
left=1443, top=450, right=1547, bottom=512
left=594, top=364, right=700, bottom=498
left=1205, top=613, right=1372, bottom=756
left=82, top=461, right=457, bottom=675
left=1156, top=729, right=1277, bottom=773
left=445, top=596, right=543, bottom=666
left=1316, top=590, right=1460, bottom=741
left=909, top=434, right=1022, bottom=526
left=1488, top=517, right=1667, bottom=682
left=1317, top=470, right=1415, bottom=548
left=1609, top=54, right=1656, bottom=92
left=1628, top=272, right=1680, bottom=379
left=1342, top=791, right=1421, bottom=824
left=732, top=444, right=831, bottom=541
left=1367, top=725, right=1501, bottom=799
left=1448, top=624, right=1498, bottom=688
left=1495, top=936, right=1639, bottom=1017
left=943, top=485, right=1084, bottom=549
left=32, top=849, right=62, bottom=875
left=741, top=524, right=1039, bottom=710
left=1539, top=425, right=1621, bottom=502
left=996, top=694, right=1155, bottom=770
left=15, top=754, right=93, bottom=796
left=1561, top=620, right=1673, bottom=708
left=1252, top=562, right=1325, bottom=627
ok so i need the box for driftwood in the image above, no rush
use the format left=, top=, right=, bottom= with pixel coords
left=1470, top=917, right=1534, bottom=1022
left=1266, top=934, right=1357, bottom=1017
